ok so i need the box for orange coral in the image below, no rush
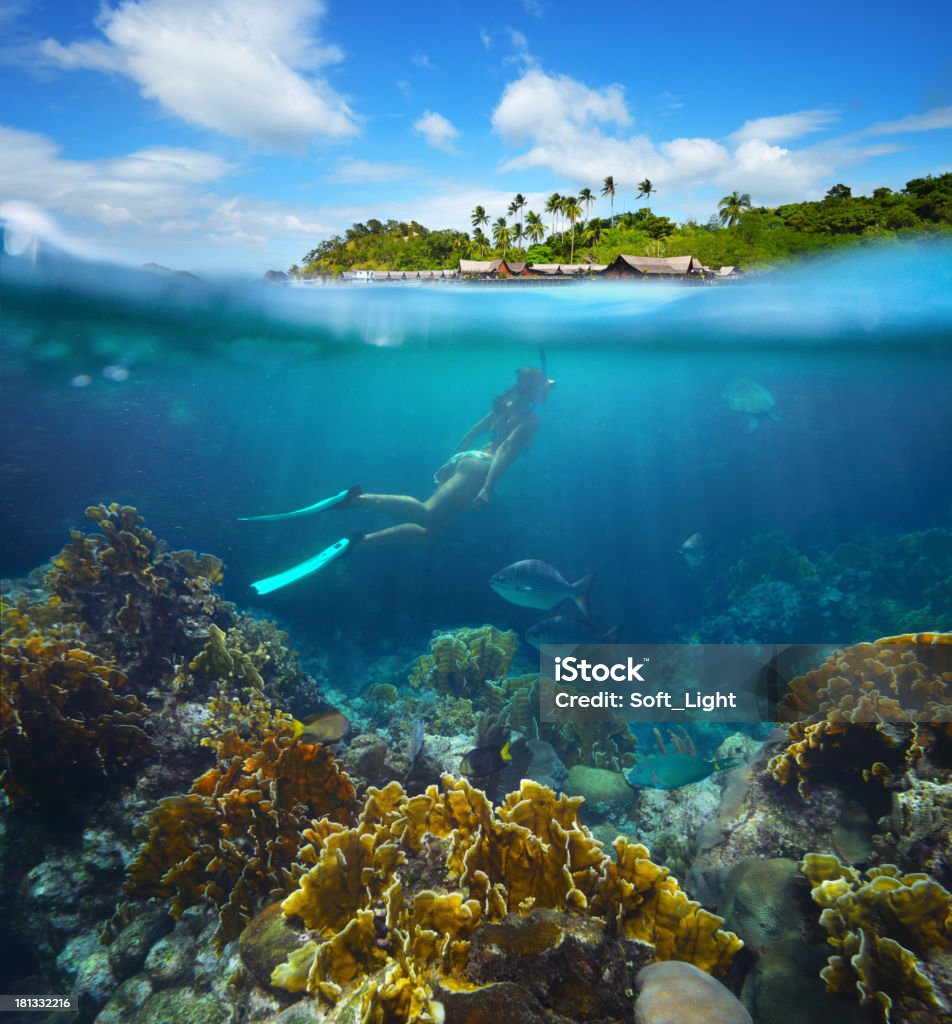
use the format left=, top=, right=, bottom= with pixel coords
left=121, top=710, right=355, bottom=951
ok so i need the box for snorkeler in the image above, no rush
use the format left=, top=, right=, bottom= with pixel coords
left=240, top=365, right=555, bottom=595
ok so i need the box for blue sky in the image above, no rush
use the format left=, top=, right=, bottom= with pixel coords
left=1, top=0, right=950, bottom=274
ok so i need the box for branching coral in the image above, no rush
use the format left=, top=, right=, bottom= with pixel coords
left=407, top=626, right=516, bottom=699
left=801, top=853, right=952, bottom=1022
left=271, top=776, right=742, bottom=1022
left=119, top=709, right=356, bottom=952
left=42, top=503, right=231, bottom=691
left=1, top=611, right=153, bottom=806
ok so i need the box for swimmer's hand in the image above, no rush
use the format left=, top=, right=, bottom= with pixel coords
left=473, top=487, right=491, bottom=509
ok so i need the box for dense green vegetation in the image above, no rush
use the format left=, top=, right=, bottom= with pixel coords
left=294, top=173, right=952, bottom=277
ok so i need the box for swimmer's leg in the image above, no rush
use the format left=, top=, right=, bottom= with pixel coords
left=351, top=492, right=430, bottom=524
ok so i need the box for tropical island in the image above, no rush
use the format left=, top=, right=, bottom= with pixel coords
left=289, top=173, right=952, bottom=280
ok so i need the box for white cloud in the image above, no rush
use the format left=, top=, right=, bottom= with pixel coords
left=730, top=109, right=838, bottom=144
left=411, top=52, right=433, bottom=69
left=490, top=68, right=905, bottom=206
left=522, top=0, right=543, bottom=17
left=38, top=0, right=358, bottom=149
left=479, top=27, right=492, bottom=50
left=493, top=69, right=629, bottom=146
left=502, top=27, right=539, bottom=70
left=413, top=110, right=460, bottom=153
left=328, top=159, right=414, bottom=183
left=859, top=106, right=952, bottom=136
left=0, top=125, right=334, bottom=267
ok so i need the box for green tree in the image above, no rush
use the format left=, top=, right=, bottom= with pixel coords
left=512, top=221, right=525, bottom=254
left=545, top=193, right=563, bottom=239
left=562, top=195, right=582, bottom=262
left=471, top=205, right=489, bottom=232
left=578, top=187, right=595, bottom=227
left=825, top=184, right=852, bottom=200
left=509, top=193, right=527, bottom=238
left=637, top=178, right=656, bottom=209
left=601, top=175, right=616, bottom=227
left=492, top=216, right=511, bottom=257
left=472, top=227, right=490, bottom=255
left=718, top=191, right=752, bottom=227
left=525, top=210, right=545, bottom=245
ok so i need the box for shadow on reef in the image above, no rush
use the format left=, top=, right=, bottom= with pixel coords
left=1, top=504, right=951, bottom=1023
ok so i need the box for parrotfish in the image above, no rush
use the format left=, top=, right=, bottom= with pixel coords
left=525, top=615, right=621, bottom=649
left=625, top=753, right=742, bottom=790
left=490, top=559, right=594, bottom=618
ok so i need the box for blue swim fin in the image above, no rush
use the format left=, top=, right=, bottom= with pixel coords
left=250, top=533, right=364, bottom=595
left=239, top=485, right=361, bottom=522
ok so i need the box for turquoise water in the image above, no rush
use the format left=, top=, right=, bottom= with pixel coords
left=4, top=228, right=952, bottom=1024
left=3, top=235, right=952, bottom=661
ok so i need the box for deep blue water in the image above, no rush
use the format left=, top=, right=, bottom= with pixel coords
left=2, top=233, right=951, bottom=671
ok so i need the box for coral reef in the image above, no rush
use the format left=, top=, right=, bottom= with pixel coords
left=1, top=611, right=154, bottom=806
left=802, top=852, right=952, bottom=1022
left=42, top=503, right=234, bottom=697
left=634, top=960, right=753, bottom=1024
left=269, top=775, right=741, bottom=1022
left=873, top=780, right=952, bottom=885
left=118, top=707, right=356, bottom=952
left=407, top=625, right=516, bottom=699
left=768, top=635, right=952, bottom=797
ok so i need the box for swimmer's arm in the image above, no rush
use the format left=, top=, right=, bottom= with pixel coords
left=452, top=412, right=494, bottom=454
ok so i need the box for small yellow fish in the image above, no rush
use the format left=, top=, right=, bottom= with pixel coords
left=291, top=710, right=350, bottom=744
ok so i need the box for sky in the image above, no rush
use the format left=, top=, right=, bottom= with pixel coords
left=1, top=0, right=951, bottom=275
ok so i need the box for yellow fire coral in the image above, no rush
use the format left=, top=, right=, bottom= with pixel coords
left=0, top=613, right=153, bottom=806
left=407, top=625, right=516, bottom=699
left=272, top=776, right=741, bottom=1022
left=801, top=853, right=952, bottom=1022
left=120, top=709, right=355, bottom=951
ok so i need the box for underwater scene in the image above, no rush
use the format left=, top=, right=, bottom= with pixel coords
left=2, top=235, right=952, bottom=1024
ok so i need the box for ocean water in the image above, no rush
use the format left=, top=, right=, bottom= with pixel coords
left=4, top=228, right=952, bottom=1023
left=3, top=235, right=951, bottom=664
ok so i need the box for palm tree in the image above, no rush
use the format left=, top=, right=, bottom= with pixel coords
left=717, top=191, right=752, bottom=228
left=525, top=210, right=545, bottom=246
left=601, top=175, right=616, bottom=227
left=578, top=187, right=595, bottom=228
left=545, top=193, right=563, bottom=239
left=511, top=193, right=526, bottom=238
left=471, top=205, right=489, bottom=233
left=471, top=227, right=489, bottom=256
left=583, top=220, right=604, bottom=247
left=637, top=178, right=656, bottom=209
left=492, top=216, right=511, bottom=257
left=561, top=195, right=582, bottom=262
left=511, top=221, right=525, bottom=255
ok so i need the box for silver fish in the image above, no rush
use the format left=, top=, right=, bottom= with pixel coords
left=490, top=559, right=594, bottom=618
left=525, top=616, right=621, bottom=650
left=678, top=532, right=705, bottom=568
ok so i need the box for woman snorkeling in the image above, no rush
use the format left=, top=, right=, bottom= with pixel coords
left=240, top=365, right=555, bottom=595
